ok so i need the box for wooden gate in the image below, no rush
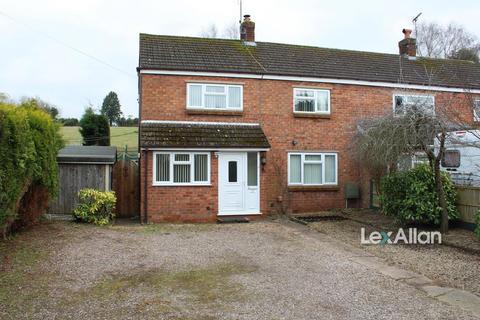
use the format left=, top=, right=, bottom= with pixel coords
left=112, top=160, right=139, bottom=218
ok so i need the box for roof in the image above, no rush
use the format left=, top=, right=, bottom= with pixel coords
left=57, top=146, right=117, bottom=164
left=140, top=121, right=271, bottom=149
left=139, top=34, right=480, bottom=90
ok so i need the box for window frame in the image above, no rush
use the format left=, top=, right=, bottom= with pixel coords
left=293, top=88, right=331, bottom=115
left=474, top=99, right=480, bottom=122
left=152, top=151, right=211, bottom=186
left=287, top=152, right=338, bottom=186
left=186, top=83, right=243, bottom=111
left=392, top=93, right=435, bottom=116
left=441, top=149, right=461, bottom=168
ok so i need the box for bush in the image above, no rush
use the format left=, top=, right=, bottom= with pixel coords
left=79, top=107, right=110, bottom=146
left=475, top=210, right=480, bottom=239
left=0, top=100, right=63, bottom=234
left=380, top=164, right=458, bottom=225
left=73, top=189, right=116, bottom=225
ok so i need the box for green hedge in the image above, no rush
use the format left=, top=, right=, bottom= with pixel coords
left=380, top=164, right=458, bottom=225
left=0, top=101, right=63, bottom=232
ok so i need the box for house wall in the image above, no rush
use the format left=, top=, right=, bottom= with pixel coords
left=140, top=73, right=479, bottom=222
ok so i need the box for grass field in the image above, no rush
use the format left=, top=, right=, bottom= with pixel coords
left=60, top=126, right=138, bottom=151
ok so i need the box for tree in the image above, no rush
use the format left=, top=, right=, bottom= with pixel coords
left=200, top=24, right=219, bottom=38
left=100, top=91, right=122, bottom=126
left=417, top=22, right=480, bottom=62
left=21, top=96, right=59, bottom=120
left=79, top=107, right=110, bottom=146
left=449, top=48, right=480, bottom=63
left=223, top=22, right=240, bottom=39
left=60, top=118, right=79, bottom=126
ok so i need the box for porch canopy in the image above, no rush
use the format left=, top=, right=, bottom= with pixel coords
left=140, top=121, right=270, bottom=149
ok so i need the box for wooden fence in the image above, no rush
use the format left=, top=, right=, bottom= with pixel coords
left=112, top=160, right=139, bottom=218
left=456, top=186, right=480, bottom=225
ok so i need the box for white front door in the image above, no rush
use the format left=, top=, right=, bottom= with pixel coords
left=218, top=152, right=260, bottom=215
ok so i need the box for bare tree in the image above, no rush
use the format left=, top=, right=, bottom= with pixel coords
left=223, top=22, right=240, bottom=39
left=200, top=24, right=219, bottom=38
left=417, top=22, right=480, bottom=62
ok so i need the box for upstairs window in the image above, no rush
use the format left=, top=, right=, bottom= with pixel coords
left=394, top=94, right=435, bottom=115
left=187, top=83, right=243, bottom=110
left=288, top=153, right=337, bottom=185
left=474, top=100, right=480, bottom=122
left=293, top=88, right=330, bottom=114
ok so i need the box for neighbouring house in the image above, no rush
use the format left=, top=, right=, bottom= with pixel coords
left=49, top=146, right=117, bottom=214
left=137, top=15, right=480, bottom=223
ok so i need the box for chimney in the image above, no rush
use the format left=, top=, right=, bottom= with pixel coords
left=398, top=28, right=416, bottom=58
left=240, top=14, right=255, bottom=42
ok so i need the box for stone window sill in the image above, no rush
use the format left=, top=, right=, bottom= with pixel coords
left=186, top=109, right=243, bottom=116
left=293, top=112, right=331, bottom=119
left=288, top=185, right=340, bottom=192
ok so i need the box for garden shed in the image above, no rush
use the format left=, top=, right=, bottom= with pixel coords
left=48, top=146, right=117, bottom=214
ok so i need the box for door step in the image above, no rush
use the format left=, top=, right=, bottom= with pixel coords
left=217, top=217, right=250, bottom=224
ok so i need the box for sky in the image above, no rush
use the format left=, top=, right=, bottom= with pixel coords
left=1, top=0, right=479, bottom=119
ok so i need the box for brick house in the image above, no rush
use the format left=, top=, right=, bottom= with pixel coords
left=138, top=15, right=480, bottom=223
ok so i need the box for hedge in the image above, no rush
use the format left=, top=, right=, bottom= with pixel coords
left=0, top=100, right=63, bottom=235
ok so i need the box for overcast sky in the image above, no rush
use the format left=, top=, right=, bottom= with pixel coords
left=1, top=0, right=479, bottom=118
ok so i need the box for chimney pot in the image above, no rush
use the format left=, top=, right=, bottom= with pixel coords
left=399, top=29, right=416, bottom=58
left=240, top=14, right=255, bottom=42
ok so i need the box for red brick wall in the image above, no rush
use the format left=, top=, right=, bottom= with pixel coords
left=139, top=74, right=479, bottom=222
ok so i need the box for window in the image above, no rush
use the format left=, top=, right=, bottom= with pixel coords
left=474, top=100, right=480, bottom=122
left=247, top=152, right=258, bottom=186
left=153, top=152, right=210, bottom=185
left=442, top=150, right=460, bottom=168
left=393, top=94, right=435, bottom=115
left=228, top=161, right=237, bottom=182
left=288, top=153, right=337, bottom=185
left=187, top=83, right=243, bottom=110
left=293, top=88, right=330, bottom=114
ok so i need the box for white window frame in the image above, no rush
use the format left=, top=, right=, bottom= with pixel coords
left=186, top=83, right=243, bottom=110
left=474, top=99, right=480, bottom=122
left=293, top=88, right=331, bottom=114
left=287, top=152, right=338, bottom=186
left=152, top=151, right=211, bottom=186
left=392, top=93, right=435, bottom=115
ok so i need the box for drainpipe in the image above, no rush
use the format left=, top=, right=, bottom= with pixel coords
left=143, top=148, right=148, bottom=224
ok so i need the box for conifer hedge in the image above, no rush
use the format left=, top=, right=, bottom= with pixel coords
left=0, top=100, right=63, bottom=235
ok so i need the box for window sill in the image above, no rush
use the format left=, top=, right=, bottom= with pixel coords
left=288, top=185, right=339, bottom=192
left=293, top=112, right=331, bottom=119
left=186, top=109, right=243, bottom=116
left=152, top=183, right=212, bottom=187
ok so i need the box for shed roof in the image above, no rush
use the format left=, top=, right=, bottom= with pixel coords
left=57, top=146, right=117, bottom=164
left=138, top=34, right=480, bottom=90
left=140, top=121, right=270, bottom=149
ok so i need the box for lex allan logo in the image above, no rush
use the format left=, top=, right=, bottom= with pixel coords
left=360, top=228, right=442, bottom=245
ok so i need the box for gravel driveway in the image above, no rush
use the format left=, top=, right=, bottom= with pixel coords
left=1, top=220, right=479, bottom=319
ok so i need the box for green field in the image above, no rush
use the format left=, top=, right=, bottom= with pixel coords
left=60, top=126, right=138, bottom=151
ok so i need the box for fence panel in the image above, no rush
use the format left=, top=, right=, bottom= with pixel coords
left=456, top=186, right=480, bottom=224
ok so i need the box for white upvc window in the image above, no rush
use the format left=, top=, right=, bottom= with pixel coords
left=153, top=152, right=210, bottom=186
left=187, top=83, right=243, bottom=110
left=293, top=88, right=330, bottom=114
left=474, top=99, right=480, bottom=122
left=393, top=94, right=435, bottom=115
left=288, top=152, right=338, bottom=185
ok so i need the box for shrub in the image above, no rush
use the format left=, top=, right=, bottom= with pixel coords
left=380, top=164, right=458, bottom=225
left=73, top=189, right=116, bottom=225
left=0, top=100, right=63, bottom=235
left=79, top=107, right=110, bottom=146
left=475, top=210, right=480, bottom=239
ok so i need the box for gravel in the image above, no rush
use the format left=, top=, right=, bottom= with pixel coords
left=310, top=218, right=480, bottom=297
left=1, top=220, right=479, bottom=319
